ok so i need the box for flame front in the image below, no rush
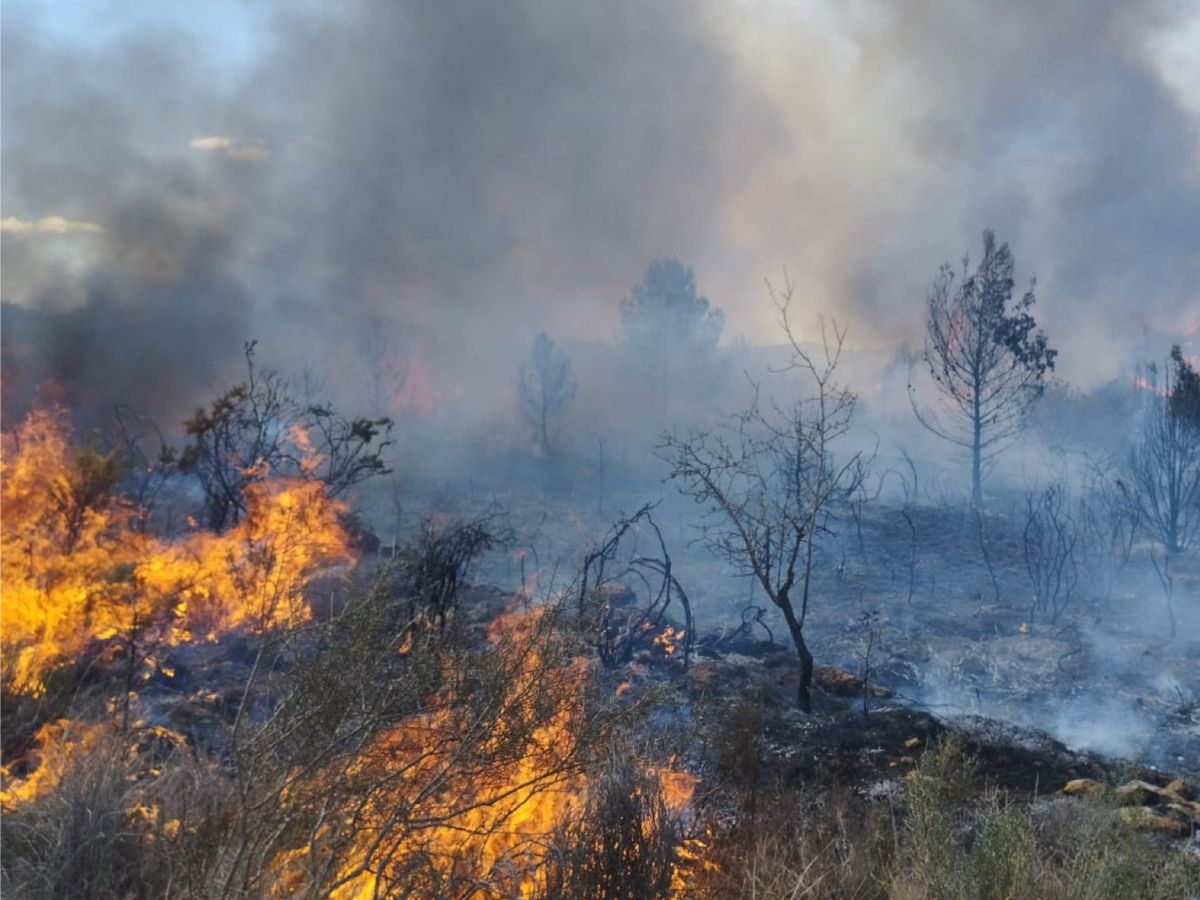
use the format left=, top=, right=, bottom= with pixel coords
left=0, top=407, right=700, bottom=896
left=282, top=608, right=594, bottom=898
left=0, top=405, right=353, bottom=695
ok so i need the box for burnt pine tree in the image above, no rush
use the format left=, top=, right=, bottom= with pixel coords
left=518, top=331, right=577, bottom=456
left=662, top=279, right=864, bottom=712
left=910, top=230, right=1056, bottom=508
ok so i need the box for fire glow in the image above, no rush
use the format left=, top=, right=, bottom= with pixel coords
left=0, top=406, right=700, bottom=896
left=0, top=405, right=352, bottom=695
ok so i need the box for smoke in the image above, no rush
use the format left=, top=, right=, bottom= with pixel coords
left=3, top=0, right=1199, bottom=424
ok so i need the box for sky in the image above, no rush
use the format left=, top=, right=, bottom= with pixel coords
left=3, top=0, right=1199, bottom=421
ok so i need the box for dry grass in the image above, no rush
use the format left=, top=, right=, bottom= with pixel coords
left=4, top=648, right=1198, bottom=899
left=689, top=739, right=1200, bottom=900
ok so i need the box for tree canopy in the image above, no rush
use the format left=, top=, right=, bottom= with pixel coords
left=910, top=230, right=1056, bottom=507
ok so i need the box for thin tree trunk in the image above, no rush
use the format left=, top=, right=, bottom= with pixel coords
left=972, top=414, right=983, bottom=509
left=975, top=507, right=1000, bottom=604
left=779, top=598, right=814, bottom=713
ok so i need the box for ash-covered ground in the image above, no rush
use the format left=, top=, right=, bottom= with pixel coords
left=372, top=450, right=1199, bottom=780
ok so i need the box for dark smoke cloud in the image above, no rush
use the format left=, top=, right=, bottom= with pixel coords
left=839, top=0, right=1200, bottom=378
left=236, top=0, right=778, bottom=388
left=3, top=0, right=1198, bottom=427
left=1, top=15, right=260, bottom=423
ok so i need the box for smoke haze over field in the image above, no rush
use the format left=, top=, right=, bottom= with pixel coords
left=3, top=0, right=1200, bottom=423
left=3, top=1, right=1200, bottom=799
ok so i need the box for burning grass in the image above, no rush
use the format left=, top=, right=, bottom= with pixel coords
left=1, top=589, right=697, bottom=898
left=1, top=405, right=352, bottom=695
left=0, top=406, right=699, bottom=897
left=2, top=404, right=1196, bottom=898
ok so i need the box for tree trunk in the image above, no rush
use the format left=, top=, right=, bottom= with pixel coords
left=779, top=597, right=814, bottom=713
left=972, top=413, right=983, bottom=510
left=795, top=632, right=814, bottom=713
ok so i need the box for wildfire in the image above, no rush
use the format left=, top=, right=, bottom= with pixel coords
left=0, top=716, right=187, bottom=816
left=1132, top=376, right=1170, bottom=397
left=282, top=606, right=590, bottom=898
left=274, top=608, right=700, bottom=898
left=0, top=405, right=353, bottom=695
left=0, top=407, right=702, bottom=895
left=0, top=719, right=112, bottom=809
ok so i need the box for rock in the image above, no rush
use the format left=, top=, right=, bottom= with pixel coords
left=1166, top=778, right=1196, bottom=801
left=814, top=665, right=893, bottom=698
left=1062, top=778, right=1105, bottom=797
left=905, top=737, right=922, bottom=750
left=1117, top=806, right=1191, bottom=838
left=1113, top=780, right=1200, bottom=826
left=1167, top=803, right=1200, bottom=825
left=1116, top=780, right=1165, bottom=806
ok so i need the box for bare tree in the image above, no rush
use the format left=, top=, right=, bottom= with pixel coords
left=1150, top=548, right=1178, bottom=639
left=896, top=446, right=920, bottom=605
left=518, top=332, right=577, bottom=456
left=910, top=230, right=1057, bottom=508
left=661, top=280, right=865, bottom=712
left=594, top=434, right=610, bottom=515
left=1128, top=346, right=1200, bottom=553
left=357, top=320, right=413, bottom=419
left=1076, top=456, right=1139, bottom=601
left=1022, top=483, right=1079, bottom=629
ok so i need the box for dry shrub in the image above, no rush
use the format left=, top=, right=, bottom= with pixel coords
left=690, top=788, right=892, bottom=900
left=541, top=745, right=684, bottom=900
left=2, top=722, right=147, bottom=899
left=710, top=695, right=768, bottom=796
left=895, top=738, right=977, bottom=896
left=688, top=736, right=1199, bottom=900
left=891, top=738, right=1200, bottom=900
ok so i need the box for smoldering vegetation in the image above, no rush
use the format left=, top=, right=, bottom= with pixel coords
left=2, top=252, right=1198, bottom=896
left=3, top=1, right=1200, bottom=896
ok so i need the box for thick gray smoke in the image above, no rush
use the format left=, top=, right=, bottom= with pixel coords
left=3, top=0, right=1199, bottom=425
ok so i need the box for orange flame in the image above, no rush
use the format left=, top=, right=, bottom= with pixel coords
left=1132, top=376, right=1170, bottom=397
left=277, top=609, right=699, bottom=897
left=1, top=406, right=353, bottom=695
left=1, top=409, right=701, bottom=893
left=324, top=608, right=589, bottom=897
left=653, top=625, right=685, bottom=656
left=0, top=719, right=111, bottom=809
left=0, top=717, right=186, bottom=812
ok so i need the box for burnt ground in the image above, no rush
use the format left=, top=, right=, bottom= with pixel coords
left=801, top=501, right=1200, bottom=777
left=589, top=618, right=1200, bottom=847
left=6, top=572, right=1194, bottom=857
left=599, top=632, right=1135, bottom=801
left=389, top=476, right=1200, bottom=779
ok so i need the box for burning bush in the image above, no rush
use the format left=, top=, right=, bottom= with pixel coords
left=2, top=579, right=699, bottom=898
left=1, top=405, right=700, bottom=896
left=541, top=745, right=688, bottom=899
left=1, top=405, right=354, bottom=697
